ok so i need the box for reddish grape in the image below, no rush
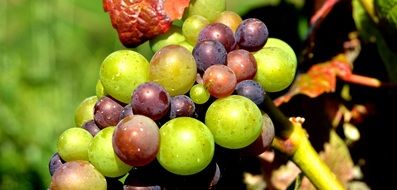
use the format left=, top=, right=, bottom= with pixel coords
left=48, top=152, right=64, bottom=176
left=94, top=96, right=124, bottom=129
left=83, top=120, right=101, bottom=136
left=50, top=160, right=107, bottom=190
left=235, top=80, right=265, bottom=105
left=169, top=95, right=196, bottom=119
left=203, top=65, right=237, bottom=98
left=113, top=115, right=160, bottom=166
left=235, top=18, right=269, bottom=52
left=226, top=49, right=257, bottom=82
left=193, top=40, right=227, bottom=73
left=198, top=23, right=236, bottom=52
left=131, top=82, right=171, bottom=121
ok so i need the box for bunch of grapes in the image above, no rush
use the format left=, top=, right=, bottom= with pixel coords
left=48, top=0, right=297, bottom=189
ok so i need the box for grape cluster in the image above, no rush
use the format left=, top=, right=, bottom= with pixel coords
left=49, top=1, right=297, bottom=189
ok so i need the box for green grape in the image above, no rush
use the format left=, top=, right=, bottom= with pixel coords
left=205, top=95, right=263, bottom=149
left=99, top=50, right=149, bottom=103
left=253, top=46, right=297, bottom=92
left=189, top=83, right=211, bottom=104
left=88, top=126, right=132, bottom=177
left=149, top=26, right=186, bottom=53
left=95, top=79, right=106, bottom=98
left=74, top=96, right=98, bottom=127
left=157, top=117, right=215, bottom=175
left=264, top=38, right=297, bottom=65
left=57, top=127, right=93, bottom=162
left=187, top=0, right=226, bottom=22
left=182, top=15, right=210, bottom=45
left=150, top=45, right=197, bottom=96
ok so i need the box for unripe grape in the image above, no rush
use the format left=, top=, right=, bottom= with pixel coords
left=182, top=15, right=210, bottom=45
left=57, top=127, right=93, bottom=162
left=99, top=50, right=149, bottom=103
left=187, top=0, right=226, bottom=22
left=74, top=96, right=97, bottom=128
left=253, top=46, right=297, bottom=92
left=205, top=95, right=263, bottom=149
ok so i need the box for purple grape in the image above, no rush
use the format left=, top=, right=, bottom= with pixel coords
left=198, top=23, right=236, bottom=52
left=131, top=82, right=171, bottom=121
left=83, top=120, right=101, bottom=136
left=94, top=96, right=124, bottom=129
left=235, top=18, right=269, bottom=51
left=235, top=80, right=265, bottom=105
left=193, top=40, right=227, bottom=73
left=48, top=152, right=64, bottom=176
left=169, top=95, right=195, bottom=119
left=119, top=104, right=133, bottom=121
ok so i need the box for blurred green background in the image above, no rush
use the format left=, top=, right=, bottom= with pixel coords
left=1, top=0, right=291, bottom=189
left=0, top=0, right=123, bottom=189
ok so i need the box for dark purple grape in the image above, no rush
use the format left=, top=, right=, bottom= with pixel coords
left=193, top=40, right=227, bottom=73
left=198, top=23, right=236, bottom=52
left=241, top=113, right=275, bottom=156
left=227, top=49, right=257, bottom=82
left=235, top=18, right=268, bottom=52
left=48, top=152, right=64, bottom=176
left=235, top=80, right=265, bottom=105
left=131, top=82, right=171, bottom=121
left=83, top=120, right=101, bottom=136
left=94, top=96, right=124, bottom=129
left=119, top=104, right=133, bottom=121
left=123, top=164, right=163, bottom=190
left=169, top=95, right=195, bottom=119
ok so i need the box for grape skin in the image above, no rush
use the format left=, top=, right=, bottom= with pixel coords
left=113, top=115, right=160, bottom=167
left=193, top=40, right=227, bottom=73
left=94, top=96, right=124, bottom=129
left=131, top=82, right=171, bottom=121
left=235, top=18, right=269, bottom=52
left=235, top=80, right=265, bottom=105
left=203, top=65, right=237, bottom=98
left=198, top=23, right=236, bottom=52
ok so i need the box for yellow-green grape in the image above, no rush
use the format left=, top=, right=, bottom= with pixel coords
left=88, top=127, right=132, bottom=178
left=95, top=79, right=106, bottom=98
left=157, top=117, right=215, bottom=175
left=99, top=50, right=149, bottom=104
left=264, top=38, right=297, bottom=65
left=253, top=46, right=297, bottom=92
left=189, top=83, right=210, bottom=104
left=57, top=127, right=93, bottom=162
left=149, top=45, right=197, bottom=96
left=182, top=15, right=210, bottom=45
left=74, top=96, right=98, bottom=127
left=205, top=95, right=263, bottom=149
left=187, top=0, right=226, bottom=22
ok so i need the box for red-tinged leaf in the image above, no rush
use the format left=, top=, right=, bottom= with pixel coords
left=103, top=0, right=189, bottom=47
left=274, top=54, right=382, bottom=106
left=164, top=0, right=190, bottom=20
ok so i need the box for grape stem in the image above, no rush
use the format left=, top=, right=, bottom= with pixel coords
left=260, top=96, right=345, bottom=190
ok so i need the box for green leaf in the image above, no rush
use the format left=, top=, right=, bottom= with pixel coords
left=353, top=0, right=397, bottom=82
